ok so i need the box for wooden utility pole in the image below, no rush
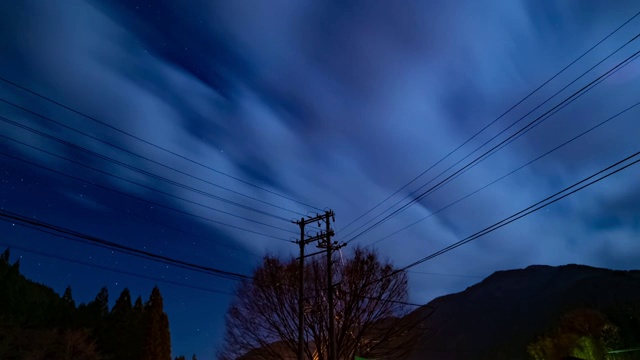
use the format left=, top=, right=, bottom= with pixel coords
left=296, top=218, right=305, bottom=360
left=316, top=210, right=342, bottom=360
left=294, top=213, right=327, bottom=360
left=326, top=211, right=336, bottom=360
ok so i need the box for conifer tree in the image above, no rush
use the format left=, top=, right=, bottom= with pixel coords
left=60, top=285, right=77, bottom=328
left=79, top=287, right=110, bottom=353
left=62, top=286, right=76, bottom=308
left=107, top=288, right=137, bottom=359
left=90, top=287, right=109, bottom=318
left=0, top=248, right=9, bottom=263
left=142, top=286, right=171, bottom=360
left=112, top=288, right=132, bottom=318
left=134, top=296, right=144, bottom=313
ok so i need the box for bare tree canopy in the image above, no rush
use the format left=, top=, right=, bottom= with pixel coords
left=218, top=247, right=425, bottom=360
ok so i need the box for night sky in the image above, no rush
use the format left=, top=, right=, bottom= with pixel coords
left=2, top=1, right=640, bottom=358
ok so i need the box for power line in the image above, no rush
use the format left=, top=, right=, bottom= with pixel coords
left=0, top=76, right=323, bottom=212
left=0, top=151, right=290, bottom=242
left=365, top=95, right=640, bottom=248
left=0, top=98, right=306, bottom=219
left=0, top=209, right=255, bottom=283
left=358, top=148, right=640, bottom=289
left=338, top=9, right=640, bottom=235
left=0, top=241, right=236, bottom=296
left=402, top=149, right=640, bottom=270
left=0, top=125, right=296, bottom=236
left=343, top=36, right=640, bottom=244
left=0, top=109, right=296, bottom=224
left=343, top=33, right=640, bottom=243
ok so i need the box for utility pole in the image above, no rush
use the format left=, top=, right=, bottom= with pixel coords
left=296, top=218, right=305, bottom=360
left=316, top=210, right=343, bottom=360
left=294, top=213, right=327, bottom=360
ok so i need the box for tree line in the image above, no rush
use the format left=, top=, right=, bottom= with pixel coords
left=0, top=248, right=194, bottom=360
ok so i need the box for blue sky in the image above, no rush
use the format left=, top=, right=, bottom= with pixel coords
left=1, top=0, right=640, bottom=358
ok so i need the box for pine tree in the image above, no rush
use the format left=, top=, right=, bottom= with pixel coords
left=128, top=295, right=146, bottom=360
left=0, top=248, right=9, bottom=264
left=90, top=287, right=109, bottom=318
left=78, top=287, right=110, bottom=354
left=62, top=286, right=76, bottom=308
left=107, top=288, right=138, bottom=360
left=60, top=285, right=77, bottom=328
left=134, top=296, right=144, bottom=313
left=142, top=286, right=171, bottom=360
left=112, top=288, right=132, bottom=318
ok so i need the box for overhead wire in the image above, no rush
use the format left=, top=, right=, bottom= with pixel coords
left=364, top=77, right=640, bottom=247
left=0, top=209, right=254, bottom=283
left=0, top=211, right=376, bottom=300
left=343, top=33, right=640, bottom=243
left=0, top=241, right=236, bottom=296
left=2, top=8, right=638, bottom=313
left=0, top=151, right=291, bottom=242
left=343, top=35, right=640, bottom=244
left=338, top=9, right=640, bottom=235
left=0, top=76, right=323, bottom=212
left=401, top=149, right=640, bottom=270
left=0, top=102, right=301, bottom=222
left=353, top=148, right=640, bottom=289
left=0, top=123, right=296, bottom=234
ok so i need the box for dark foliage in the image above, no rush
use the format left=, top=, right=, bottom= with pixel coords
left=0, top=247, right=175, bottom=360
left=143, top=286, right=172, bottom=360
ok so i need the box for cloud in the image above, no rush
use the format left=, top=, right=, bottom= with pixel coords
left=2, top=0, right=640, bottom=356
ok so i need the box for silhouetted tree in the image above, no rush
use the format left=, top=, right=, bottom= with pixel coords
left=219, top=247, right=423, bottom=360
left=83, top=287, right=109, bottom=320
left=112, top=288, right=132, bottom=317
left=134, top=295, right=144, bottom=312
left=142, top=286, right=171, bottom=360
left=528, top=308, right=621, bottom=360
left=0, top=248, right=10, bottom=263
left=62, top=286, right=75, bottom=308
left=0, top=248, right=187, bottom=360
left=105, top=288, right=143, bottom=359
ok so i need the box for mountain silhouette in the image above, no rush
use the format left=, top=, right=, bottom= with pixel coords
left=405, top=264, right=640, bottom=359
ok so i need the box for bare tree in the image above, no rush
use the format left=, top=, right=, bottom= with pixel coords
left=218, top=247, right=426, bottom=360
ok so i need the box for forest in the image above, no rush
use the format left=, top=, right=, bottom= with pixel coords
left=0, top=248, right=193, bottom=360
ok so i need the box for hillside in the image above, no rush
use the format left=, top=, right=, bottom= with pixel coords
left=405, top=264, right=640, bottom=359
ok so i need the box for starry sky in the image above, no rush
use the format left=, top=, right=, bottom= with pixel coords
left=2, top=0, right=640, bottom=358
